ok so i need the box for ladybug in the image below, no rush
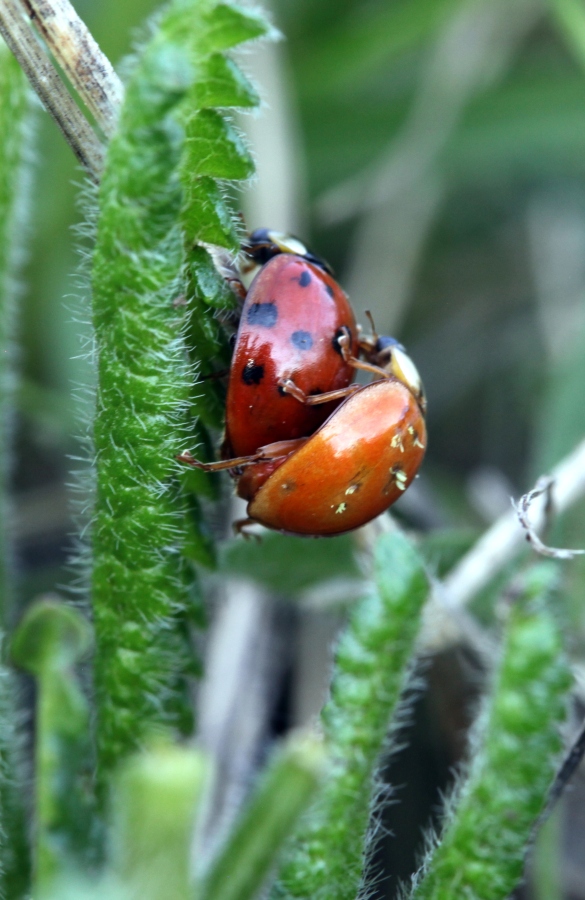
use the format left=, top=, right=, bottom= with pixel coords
left=179, top=346, right=426, bottom=537
left=223, top=230, right=359, bottom=457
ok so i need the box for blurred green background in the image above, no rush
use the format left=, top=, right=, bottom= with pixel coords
left=12, top=0, right=585, bottom=896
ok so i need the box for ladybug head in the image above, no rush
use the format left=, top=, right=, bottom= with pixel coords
left=373, top=336, right=426, bottom=414
left=242, top=229, right=334, bottom=275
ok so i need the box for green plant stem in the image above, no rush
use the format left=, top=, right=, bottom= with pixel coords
left=273, top=530, right=429, bottom=900
left=111, top=744, right=209, bottom=900
left=90, top=0, right=269, bottom=784
left=0, top=38, right=33, bottom=899
left=12, top=598, right=94, bottom=897
left=202, top=733, right=325, bottom=900
left=91, top=17, right=198, bottom=781
left=410, top=564, right=571, bottom=900
left=0, top=37, right=28, bottom=628
left=550, top=0, right=585, bottom=66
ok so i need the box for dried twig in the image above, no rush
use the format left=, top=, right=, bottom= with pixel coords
left=443, top=437, right=585, bottom=609
left=21, top=0, right=123, bottom=137
left=515, top=475, right=585, bottom=560
left=0, top=0, right=104, bottom=179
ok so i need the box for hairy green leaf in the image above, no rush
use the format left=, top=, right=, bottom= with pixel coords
left=410, top=564, right=571, bottom=900
left=273, top=530, right=429, bottom=900
left=90, top=0, right=268, bottom=783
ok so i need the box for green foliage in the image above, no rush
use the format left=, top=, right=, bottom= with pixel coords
left=201, top=734, right=325, bottom=900
left=0, top=38, right=28, bottom=624
left=90, top=0, right=269, bottom=781
left=0, top=0, right=584, bottom=897
left=0, top=40, right=33, bottom=900
left=293, top=0, right=461, bottom=99
left=5, top=623, right=321, bottom=900
left=418, top=528, right=478, bottom=578
left=551, top=0, right=585, bottom=66
left=219, top=532, right=361, bottom=596
left=110, top=744, right=208, bottom=900
left=273, top=531, right=429, bottom=900
left=409, top=564, right=571, bottom=900
left=13, top=599, right=95, bottom=896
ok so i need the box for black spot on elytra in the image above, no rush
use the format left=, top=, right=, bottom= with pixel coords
left=247, top=301, right=278, bottom=328
left=298, top=270, right=312, bottom=287
left=325, top=284, right=334, bottom=298
left=332, top=325, right=350, bottom=356
left=242, top=361, right=265, bottom=385
left=309, top=388, right=323, bottom=396
left=291, top=330, right=313, bottom=351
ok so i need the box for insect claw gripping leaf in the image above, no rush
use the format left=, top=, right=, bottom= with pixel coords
left=90, top=0, right=270, bottom=784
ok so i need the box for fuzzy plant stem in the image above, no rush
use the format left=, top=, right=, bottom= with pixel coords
left=111, top=744, right=209, bottom=900
left=0, top=37, right=28, bottom=630
left=410, top=563, right=571, bottom=900
left=11, top=598, right=95, bottom=896
left=90, top=15, right=204, bottom=782
left=273, top=530, right=429, bottom=900
left=201, top=732, right=325, bottom=900
left=90, top=0, right=269, bottom=784
left=0, top=39, right=33, bottom=898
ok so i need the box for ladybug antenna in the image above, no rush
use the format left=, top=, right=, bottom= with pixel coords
left=365, top=309, right=378, bottom=341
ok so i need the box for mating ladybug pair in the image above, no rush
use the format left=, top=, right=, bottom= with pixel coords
left=178, top=228, right=427, bottom=537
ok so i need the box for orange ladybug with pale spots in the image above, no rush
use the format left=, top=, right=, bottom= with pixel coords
left=179, top=230, right=427, bottom=536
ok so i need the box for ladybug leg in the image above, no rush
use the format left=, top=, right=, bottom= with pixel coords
left=336, top=326, right=354, bottom=363
left=348, top=357, right=391, bottom=380
left=357, top=334, right=376, bottom=357
left=226, top=276, right=247, bottom=301
left=177, top=449, right=268, bottom=472
left=278, top=378, right=361, bottom=405
left=177, top=438, right=307, bottom=472
left=233, top=517, right=262, bottom=541
left=259, top=437, right=309, bottom=455
left=337, top=326, right=389, bottom=379
left=198, top=368, right=230, bottom=381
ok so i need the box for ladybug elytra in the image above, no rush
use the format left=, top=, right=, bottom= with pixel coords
left=224, top=242, right=358, bottom=458
left=238, top=377, right=425, bottom=535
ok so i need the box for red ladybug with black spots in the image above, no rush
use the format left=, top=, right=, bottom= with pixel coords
left=223, top=229, right=359, bottom=458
